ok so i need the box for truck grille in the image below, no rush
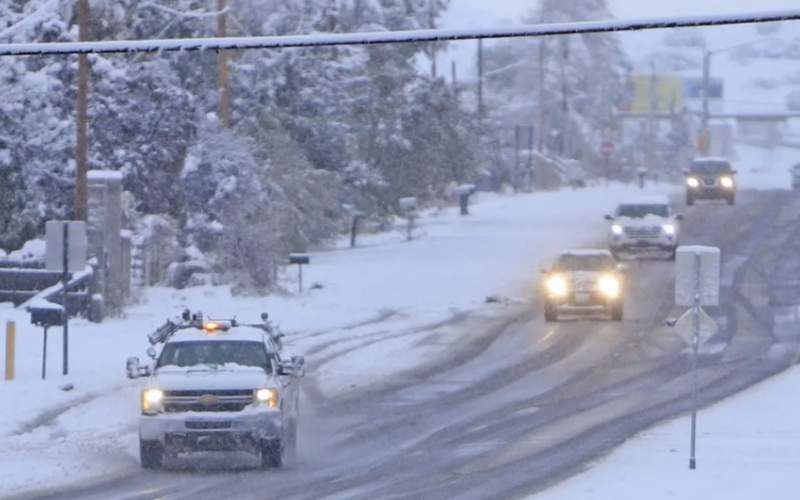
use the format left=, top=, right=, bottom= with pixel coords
left=703, top=177, right=717, bottom=186
left=185, top=421, right=233, bottom=430
left=163, top=389, right=254, bottom=413
left=623, top=226, right=661, bottom=239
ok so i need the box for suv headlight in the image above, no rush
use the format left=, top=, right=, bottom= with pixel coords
left=720, top=176, right=734, bottom=189
left=255, top=388, right=279, bottom=408
left=662, top=224, right=676, bottom=236
left=598, top=275, right=621, bottom=298
left=546, top=275, right=568, bottom=297
left=141, top=388, right=164, bottom=415
left=611, top=224, right=623, bottom=236
left=686, top=177, right=700, bottom=188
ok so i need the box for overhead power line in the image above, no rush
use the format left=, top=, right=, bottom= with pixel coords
left=0, top=9, right=799, bottom=56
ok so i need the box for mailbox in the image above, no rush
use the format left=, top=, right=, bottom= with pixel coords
left=289, top=253, right=310, bottom=265
left=399, top=197, right=417, bottom=212
left=29, top=305, right=64, bottom=327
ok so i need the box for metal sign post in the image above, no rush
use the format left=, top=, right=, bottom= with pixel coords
left=45, top=221, right=87, bottom=377
left=62, top=222, right=69, bottom=375
left=671, top=245, right=721, bottom=471
left=289, top=254, right=310, bottom=293
left=689, top=252, right=701, bottom=470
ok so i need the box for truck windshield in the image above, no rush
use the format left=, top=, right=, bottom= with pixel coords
left=616, top=204, right=668, bottom=218
left=691, top=162, right=732, bottom=174
left=156, top=340, right=271, bottom=371
left=556, top=255, right=615, bottom=271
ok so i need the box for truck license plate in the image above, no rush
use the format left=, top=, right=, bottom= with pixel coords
left=575, top=292, right=590, bottom=304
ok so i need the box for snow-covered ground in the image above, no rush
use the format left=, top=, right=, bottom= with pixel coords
left=541, top=364, right=800, bottom=500
left=0, top=182, right=675, bottom=497
left=735, top=143, right=799, bottom=190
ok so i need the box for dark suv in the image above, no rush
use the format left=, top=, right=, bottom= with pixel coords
left=685, top=158, right=737, bottom=206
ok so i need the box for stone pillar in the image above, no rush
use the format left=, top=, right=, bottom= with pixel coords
left=87, top=170, right=123, bottom=314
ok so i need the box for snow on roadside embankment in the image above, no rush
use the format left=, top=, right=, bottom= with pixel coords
left=0, top=183, right=675, bottom=497
left=540, top=363, right=800, bottom=500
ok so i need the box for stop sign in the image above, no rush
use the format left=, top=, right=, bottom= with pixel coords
left=600, top=141, right=615, bottom=158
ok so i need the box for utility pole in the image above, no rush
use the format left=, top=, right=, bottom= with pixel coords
left=648, top=60, right=658, bottom=172
left=537, top=40, right=546, bottom=152
left=451, top=60, right=457, bottom=88
left=75, top=0, right=90, bottom=221
left=700, top=49, right=711, bottom=155
left=429, top=0, right=437, bottom=78
left=217, top=0, right=231, bottom=128
left=477, top=39, right=484, bottom=129
left=559, top=37, right=569, bottom=156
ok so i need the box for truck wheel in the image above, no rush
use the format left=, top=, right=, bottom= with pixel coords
left=610, top=304, right=623, bottom=322
left=686, top=194, right=694, bottom=206
left=667, top=247, right=677, bottom=261
left=140, top=439, right=164, bottom=470
left=727, top=195, right=735, bottom=206
left=261, top=438, right=283, bottom=468
left=544, top=303, right=558, bottom=323
left=286, top=419, right=298, bottom=466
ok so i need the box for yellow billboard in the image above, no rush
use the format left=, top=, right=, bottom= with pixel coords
left=631, top=75, right=684, bottom=113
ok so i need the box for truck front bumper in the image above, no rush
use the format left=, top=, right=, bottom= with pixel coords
left=140, top=410, right=282, bottom=452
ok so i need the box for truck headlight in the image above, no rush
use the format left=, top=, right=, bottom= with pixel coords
left=546, top=275, right=569, bottom=297
left=686, top=177, right=700, bottom=188
left=720, top=176, right=734, bottom=189
left=598, top=275, right=621, bottom=299
left=662, top=224, right=676, bottom=236
left=142, top=388, right=164, bottom=415
left=255, top=388, right=279, bottom=408
left=611, top=224, right=623, bottom=236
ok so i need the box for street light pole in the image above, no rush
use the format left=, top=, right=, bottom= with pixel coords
left=700, top=49, right=711, bottom=155
left=699, top=37, right=782, bottom=156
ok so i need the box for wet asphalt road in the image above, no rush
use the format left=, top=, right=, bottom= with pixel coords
left=19, top=189, right=800, bottom=500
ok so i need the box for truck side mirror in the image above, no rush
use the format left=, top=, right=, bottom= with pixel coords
left=604, top=214, right=614, bottom=221
left=126, top=357, right=141, bottom=379
left=279, top=356, right=305, bottom=377
left=146, top=347, right=157, bottom=360
left=675, top=214, right=685, bottom=221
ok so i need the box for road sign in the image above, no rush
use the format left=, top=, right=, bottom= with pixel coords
left=672, top=307, right=718, bottom=347
left=675, top=246, right=720, bottom=307
left=599, top=141, right=615, bottom=159
left=45, top=221, right=87, bottom=273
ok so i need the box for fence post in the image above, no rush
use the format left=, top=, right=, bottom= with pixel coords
left=5, top=321, right=15, bottom=381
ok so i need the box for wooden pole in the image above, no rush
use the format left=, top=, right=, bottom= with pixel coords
left=217, top=0, right=230, bottom=128
left=75, top=0, right=90, bottom=221
left=4, top=321, right=14, bottom=381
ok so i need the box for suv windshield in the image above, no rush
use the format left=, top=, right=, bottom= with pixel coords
left=556, top=254, right=615, bottom=271
left=690, top=161, right=732, bottom=174
left=156, top=340, right=271, bottom=371
left=616, top=204, right=669, bottom=218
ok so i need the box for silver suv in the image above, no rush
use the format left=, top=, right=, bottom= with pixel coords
left=126, top=313, right=304, bottom=469
left=605, top=196, right=683, bottom=260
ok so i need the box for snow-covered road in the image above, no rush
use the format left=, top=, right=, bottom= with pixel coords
left=5, top=176, right=800, bottom=500
left=1, top=183, right=669, bottom=497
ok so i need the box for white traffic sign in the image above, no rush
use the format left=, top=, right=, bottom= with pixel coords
left=672, top=308, right=718, bottom=347
left=45, top=221, right=87, bottom=273
left=675, top=246, right=720, bottom=307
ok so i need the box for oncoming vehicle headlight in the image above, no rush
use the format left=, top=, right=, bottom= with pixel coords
left=598, top=275, right=621, bottom=299
left=686, top=177, right=700, bottom=188
left=546, top=275, right=569, bottom=297
left=662, top=224, right=676, bottom=236
left=611, top=224, right=623, bottom=236
left=255, top=388, right=279, bottom=408
left=141, top=388, right=164, bottom=415
left=720, top=176, right=735, bottom=189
